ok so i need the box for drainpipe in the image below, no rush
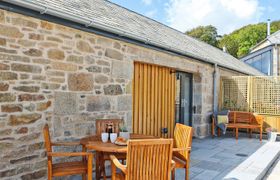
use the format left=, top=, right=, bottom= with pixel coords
left=213, top=64, right=219, bottom=114
left=275, top=44, right=279, bottom=76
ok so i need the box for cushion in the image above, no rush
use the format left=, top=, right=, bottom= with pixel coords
left=217, top=115, right=229, bottom=124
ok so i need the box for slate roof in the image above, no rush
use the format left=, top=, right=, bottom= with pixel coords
left=5, top=0, right=262, bottom=75
left=267, top=30, right=280, bottom=44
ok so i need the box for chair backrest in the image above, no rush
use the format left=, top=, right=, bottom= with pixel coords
left=126, top=139, right=173, bottom=180
left=228, top=111, right=253, bottom=124
left=43, top=124, right=52, bottom=152
left=174, top=123, right=193, bottom=160
left=95, top=119, right=123, bottom=136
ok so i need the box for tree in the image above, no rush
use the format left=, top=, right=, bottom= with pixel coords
left=186, top=25, right=219, bottom=47
left=186, top=21, right=280, bottom=58
left=218, top=21, right=280, bottom=58
left=218, top=34, right=239, bottom=57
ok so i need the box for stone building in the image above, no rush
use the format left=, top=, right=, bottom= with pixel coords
left=0, top=0, right=261, bottom=179
left=241, top=30, right=280, bottom=76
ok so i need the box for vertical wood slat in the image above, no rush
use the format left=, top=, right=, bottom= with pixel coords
left=157, top=67, right=162, bottom=137
left=143, top=64, right=147, bottom=135
left=133, top=62, right=176, bottom=138
left=151, top=66, right=155, bottom=136
left=138, top=65, right=143, bottom=134
left=147, top=66, right=151, bottom=135
left=161, top=68, right=166, bottom=138
left=154, top=66, right=159, bottom=137
left=133, top=64, right=139, bottom=133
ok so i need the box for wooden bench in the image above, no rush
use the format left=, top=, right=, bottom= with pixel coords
left=212, top=111, right=264, bottom=141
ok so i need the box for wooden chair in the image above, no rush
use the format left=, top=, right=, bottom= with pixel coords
left=172, top=123, right=193, bottom=180
left=95, top=119, right=123, bottom=136
left=110, top=139, right=174, bottom=180
left=43, top=124, right=93, bottom=180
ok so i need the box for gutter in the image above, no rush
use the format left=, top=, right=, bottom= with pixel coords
left=1, top=0, right=258, bottom=75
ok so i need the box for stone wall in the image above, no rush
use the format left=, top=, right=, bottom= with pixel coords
left=0, top=9, right=244, bottom=179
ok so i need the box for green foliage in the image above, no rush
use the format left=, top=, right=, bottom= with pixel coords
left=119, top=122, right=128, bottom=132
left=186, top=21, right=280, bottom=58
left=219, top=23, right=268, bottom=58
left=218, top=34, right=239, bottom=57
left=186, top=25, right=218, bottom=46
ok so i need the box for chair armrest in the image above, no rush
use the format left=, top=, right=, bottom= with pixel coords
left=51, top=141, right=81, bottom=146
left=47, top=152, right=92, bottom=157
left=171, top=160, right=175, bottom=170
left=110, top=155, right=127, bottom=174
left=254, top=115, right=264, bottom=126
left=173, top=147, right=191, bottom=152
left=173, top=151, right=188, bottom=161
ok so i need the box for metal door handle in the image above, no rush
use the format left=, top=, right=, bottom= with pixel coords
left=181, top=99, right=186, bottom=107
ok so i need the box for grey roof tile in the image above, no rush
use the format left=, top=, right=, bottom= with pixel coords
left=5, top=0, right=262, bottom=75
left=267, top=30, right=280, bottom=44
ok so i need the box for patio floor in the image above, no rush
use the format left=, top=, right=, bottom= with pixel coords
left=178, top=136, right=267, bottom=180
left=69, top=135, right=269, bottom=180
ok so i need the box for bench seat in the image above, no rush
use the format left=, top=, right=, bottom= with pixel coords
left=227, top=123, right=261, bottom=129
left=212, top=111, right=264, bottom=141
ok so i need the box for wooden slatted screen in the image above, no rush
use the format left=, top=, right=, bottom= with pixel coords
left=220, top=76, right=249, bottom=111
left=133, top=62, right=176, bottom=138
left=220, top=76, right=280, bottom=115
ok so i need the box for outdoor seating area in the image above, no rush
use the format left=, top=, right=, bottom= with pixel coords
left=43, top=121, right=279, bottom=180
left=60, top=136, right=277, bottom=180
left=43, top=121, right=193, bottom=180
left=43, top=119, right=193, bottom=180
left=42, top=118, right=280, bottom=180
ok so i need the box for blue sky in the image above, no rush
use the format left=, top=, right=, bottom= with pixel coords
left=109, top=0, right=280, bottom=35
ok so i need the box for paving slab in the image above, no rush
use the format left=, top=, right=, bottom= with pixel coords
left=224, top=142, right=280, bottom=180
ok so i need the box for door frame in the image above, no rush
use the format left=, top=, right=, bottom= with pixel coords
left=177, top=71, right=193, bottom=126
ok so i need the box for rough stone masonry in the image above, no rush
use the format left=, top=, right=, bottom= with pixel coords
left=0, top=9, right=243, bottom=179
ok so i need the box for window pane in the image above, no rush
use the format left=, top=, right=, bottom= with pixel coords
left=252, top=55, right=262, bottom=71
left=246, top=58, right=253, bottom=64
left=261, top=51, right=271, bottom=75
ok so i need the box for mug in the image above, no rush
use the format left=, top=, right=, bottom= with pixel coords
left=110, top=133, right=118, bottom=143
left=101, top=133, right=109, bottom=143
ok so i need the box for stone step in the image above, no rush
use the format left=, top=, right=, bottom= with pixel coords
left=224, top=142, right=280, bottom=180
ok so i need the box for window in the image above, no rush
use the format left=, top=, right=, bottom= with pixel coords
left=244, top=50, right=272, bottom=75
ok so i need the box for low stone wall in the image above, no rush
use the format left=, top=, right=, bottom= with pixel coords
left=0, top=9, right=242, bottom=179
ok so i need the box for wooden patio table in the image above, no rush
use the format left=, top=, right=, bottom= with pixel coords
left=80, top=134, right=189, bottom=180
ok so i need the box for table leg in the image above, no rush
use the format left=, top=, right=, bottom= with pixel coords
left=82, top=145, right=86, bottom=162
left=99, top=152, right=106, bottom=180
left=96, top=151, right=101, bottom=180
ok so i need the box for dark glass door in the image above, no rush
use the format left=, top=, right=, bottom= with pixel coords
left=176, top=72, right=193, bottom=126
